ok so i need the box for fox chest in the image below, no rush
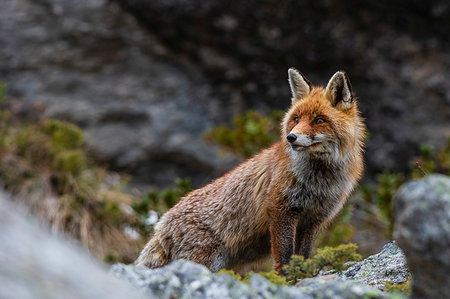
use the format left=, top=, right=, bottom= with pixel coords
left=285, top=171, right=353, bottom=221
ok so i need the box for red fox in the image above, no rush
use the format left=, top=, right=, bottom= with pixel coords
left=136, top=69, right=365, bottom=274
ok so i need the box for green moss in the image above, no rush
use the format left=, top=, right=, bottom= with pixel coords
left=284, top=243, right=361, bottom=285
left=384, top=278, right=411, bottom=294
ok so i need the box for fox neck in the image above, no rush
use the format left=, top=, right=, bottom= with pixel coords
left=284, top=142, right=356, bottom=203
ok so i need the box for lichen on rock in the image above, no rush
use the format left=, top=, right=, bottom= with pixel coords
left=338, top=241, right=410, bottom=291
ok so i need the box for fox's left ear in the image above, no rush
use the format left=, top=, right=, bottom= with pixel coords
left=325, top=71, right=354, bottom=110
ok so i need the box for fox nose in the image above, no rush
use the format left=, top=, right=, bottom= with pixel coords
left=286, top=133, right=297, bottom=143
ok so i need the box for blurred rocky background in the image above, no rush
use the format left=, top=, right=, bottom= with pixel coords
left=0, top=0, right=449, bottom=296
left=1, top=0, right=449, bottom=186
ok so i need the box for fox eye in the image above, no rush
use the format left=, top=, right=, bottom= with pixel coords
left=314, top=118, right=325, bottom=125
left=293, top=116, right=299, bottom=123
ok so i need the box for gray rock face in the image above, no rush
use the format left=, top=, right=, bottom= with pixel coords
left=339, top=241, right=410, bottom=290
left=0, top=191, right=146, bottom=299
left=394, top=174, right=450, bottom=299
left=1, top=0, right=449, bottom=186
left=116, top=0, right=450, bottom=175
left=0, top=0, right=237, bottom=188
left=112, top=260, right=390, bottom=299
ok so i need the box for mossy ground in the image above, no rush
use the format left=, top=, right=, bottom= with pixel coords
left=218, top=243, right=361, bottom=286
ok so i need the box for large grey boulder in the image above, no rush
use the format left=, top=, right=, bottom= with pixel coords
left=1, top=0, right=449, bottom=185
left=339, top=241, right=410, bottom=290
left=112, top=260, right=390, bottom=298
left=394, top=174, right=450, bottom=299
left=0, top=0, right=237, bottom=188
left=0, top=191, right=146, bottom=299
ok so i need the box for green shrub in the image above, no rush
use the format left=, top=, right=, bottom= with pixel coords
left=0, top=81, right=6, bottom=104
left=411, top=140, right=450, bottom=178
left=204, top=110, right=282, bottom=158
left=284, top=243, right=361, bottom=284
left=132, top=177, right=192, bottom=216
left=41, top=119, right=85, bottom=151
left=0, top=109, right=144, bottom=263
left=53, top=150, right=87, bottom=176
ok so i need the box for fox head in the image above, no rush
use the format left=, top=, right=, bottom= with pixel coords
left=282, top=68, right=365, bottom=163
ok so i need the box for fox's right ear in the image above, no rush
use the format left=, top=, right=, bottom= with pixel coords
left=288, top=68, right=312, bottom=102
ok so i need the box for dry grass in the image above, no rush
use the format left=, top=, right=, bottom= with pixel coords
left=0, top=111, right=145, bottom=263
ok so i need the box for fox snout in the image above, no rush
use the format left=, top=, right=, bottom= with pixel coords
left=287, top=133, right=325, bottom=149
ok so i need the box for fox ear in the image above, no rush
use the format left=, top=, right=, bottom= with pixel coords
left=326, top=71, right=354, bottom=110
left=288, top=68, right=311, bottom=102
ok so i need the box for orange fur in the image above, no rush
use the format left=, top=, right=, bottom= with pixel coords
left=136, top=69, right=365, bottom=275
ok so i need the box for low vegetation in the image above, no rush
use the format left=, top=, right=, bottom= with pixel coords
left=284, top=243, right=361, bottom=284
left=0, top=110, right=146, bottom=263
left=218, top=243, right=361, bottom=286
left=131, top=177, right=192, bottom=235
left=204, top=110, right=283, bottom=158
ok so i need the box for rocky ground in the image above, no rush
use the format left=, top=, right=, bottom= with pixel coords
left=1, top=0, right=449, bottom=188
left=112, top=260, right=391, bottom=299
left=1, top=175, right=449, bottom=298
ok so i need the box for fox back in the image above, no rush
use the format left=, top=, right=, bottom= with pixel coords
left=136, top=68, right=365, bottom=274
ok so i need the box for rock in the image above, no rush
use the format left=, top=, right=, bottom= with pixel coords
left=1, top=0, right=449, bottom=186
left=0, top=0, right=237, bottom=188
left=296, top=277, right=388, bottom=299
left=394, top=174, right=450, bottom=299
left=115, top=0, right=450, bottom=176
left=0, top=191, right=146, bottom=299
left=112, top=260, right=391, bottom=298
left=339, top=241, right=410, bottom=290
left=112, top=261, right=308, bottom=298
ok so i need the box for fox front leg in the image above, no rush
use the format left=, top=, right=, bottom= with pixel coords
left=294, top=225, right=319, bottom=259
left=269, top=210, right=299, bottom=275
